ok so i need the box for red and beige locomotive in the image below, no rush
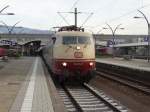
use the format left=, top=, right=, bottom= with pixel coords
left=42, top=25, right=95, bottom=82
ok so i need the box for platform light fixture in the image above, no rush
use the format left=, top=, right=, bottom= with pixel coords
left=134, top=10, right=150, bottom=62
left=102, top=24, right=124, bottom=57
left=0, top=5, right=15, bottom=16
left=0, top=13, right=14, bottom=15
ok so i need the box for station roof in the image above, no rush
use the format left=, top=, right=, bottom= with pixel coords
left=114, top=42, right=148, bottom=47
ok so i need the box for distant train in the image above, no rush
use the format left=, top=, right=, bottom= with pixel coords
left=0, top=47, right=7, bottom=57
left=42, top=25, right=95, bottom=82
left=0, top=47, right=8, bottom=60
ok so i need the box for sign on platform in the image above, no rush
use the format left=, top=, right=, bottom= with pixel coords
left=0, top=40, right=17, bottom=46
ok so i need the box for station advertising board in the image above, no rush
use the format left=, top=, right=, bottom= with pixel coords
left=0, top=40, right=17, bottom=46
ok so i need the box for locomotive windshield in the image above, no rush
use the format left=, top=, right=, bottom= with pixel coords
left=63, top=36, right=91, bottom=45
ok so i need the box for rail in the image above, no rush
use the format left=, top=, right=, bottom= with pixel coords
left=96, top=68, right=150, bottom=95
left=58, top=83, right=128, bottom=112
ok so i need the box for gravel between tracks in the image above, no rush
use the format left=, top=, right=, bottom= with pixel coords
left=89, top=75, right=150, bottom=112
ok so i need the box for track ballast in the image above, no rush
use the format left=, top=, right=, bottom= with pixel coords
left=58, top=83, right=128, bottom=112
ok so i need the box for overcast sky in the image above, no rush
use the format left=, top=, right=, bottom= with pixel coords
left=0, top=0, right=150, bottom=34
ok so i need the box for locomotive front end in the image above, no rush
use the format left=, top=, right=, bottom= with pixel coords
left=53, top=31, right=95, bottom=81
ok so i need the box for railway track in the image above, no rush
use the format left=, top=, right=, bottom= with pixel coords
left=58, top=83, right=128, bottom=112
left=96, top=68, right=150, bottom=95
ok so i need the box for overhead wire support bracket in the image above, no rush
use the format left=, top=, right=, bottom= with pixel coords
left=57, top=12, right=70, bottom=25
left=80, top=12, right=94, bottom=27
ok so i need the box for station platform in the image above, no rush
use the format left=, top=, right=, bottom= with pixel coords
left=96, top=57, right=150, bottom=72
left=10, top=57, right=54, bottom=112
left=0, top=57, right=65, bottom=112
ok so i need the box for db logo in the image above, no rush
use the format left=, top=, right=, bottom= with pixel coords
left=74, top=52, right=83, bottom=58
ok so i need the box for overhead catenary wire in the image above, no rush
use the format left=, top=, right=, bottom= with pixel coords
left=108, top=3, right=150, bottom=23
left=0, top=0, right=11, bottom=7
left=57, top=12, right=70, bottom=25
left=88, top=1, right=150, bottom=29
left=92, top=0, right=117, bottom=14
left=80, top=12, right=94, bottom=27
left=70, top=0, right=80, bottom=10
left=86, top=2, right=150, bottom=32
left=80, top=0, right=119, bottom=30
left=56, top=0, right=80, bottom=26
left=56, top=0, right=120, bottom=28
left=54, top=0, right=150, bottom=32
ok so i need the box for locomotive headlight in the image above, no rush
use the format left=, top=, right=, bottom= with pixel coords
left=62, top=62, right=67, bottom=67
left=89, top=62, right=94, bottom=66
left=76, top=46, right=80, bottom=50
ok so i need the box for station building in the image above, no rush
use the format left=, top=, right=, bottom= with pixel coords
left=0, top=34, right=51, bottom=56
left=94, top=34, right=150, bottom=58
left=0, top=33, right=149, bottom=58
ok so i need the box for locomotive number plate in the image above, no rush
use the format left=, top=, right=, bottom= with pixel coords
left=74, top=52, right=83, bottom=58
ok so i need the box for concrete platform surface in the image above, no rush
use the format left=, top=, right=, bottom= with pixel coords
left=96, top=58, right=150, bottom=72
left=0, top=57, right=34, bottom=112
left=10, top=57, right=54, bottom=112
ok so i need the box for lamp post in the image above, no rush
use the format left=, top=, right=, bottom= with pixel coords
left=0, top=13, right=14, bottom=15
left=0, top=5, right=9, bottom=13
left=96, top=27, right=107, bottom=54
left=0, top=5, right=15, bottom=15
left=0, top=21, right=21, bottom=34
left=0, top=5, right=15, bottom=39
left=104, top=23, right=124, bottom=57
left=0, top=21, right=21, bottom=49
left=134, top=10, right=150, bottom=62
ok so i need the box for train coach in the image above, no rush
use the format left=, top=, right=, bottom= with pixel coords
left=42, top=25, right=95, bottom=82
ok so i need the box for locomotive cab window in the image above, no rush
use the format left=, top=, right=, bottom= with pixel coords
left=63, top=36, right=91, bottom=45
left=78, top=36, right=91, bottom=44
left=63, top=36, right=76, bottom=44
